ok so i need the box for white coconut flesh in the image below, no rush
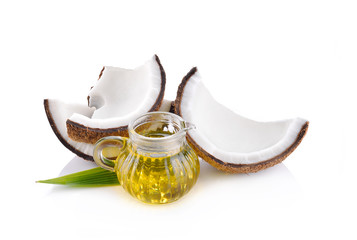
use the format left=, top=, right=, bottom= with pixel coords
left=68, top=55, right=165, bottom=129
left=45, top=98, right=173, bottom=161
left=176, top=68, right=308, bottom=172
left=44, top=99, right=95, bottom=160
left=157, top=99, right=173, bottom=112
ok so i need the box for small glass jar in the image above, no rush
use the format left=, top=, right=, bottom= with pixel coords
left=93, top=112, right=200, bottom=204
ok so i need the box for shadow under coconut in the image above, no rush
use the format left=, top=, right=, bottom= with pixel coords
left=59, top=156, right=98, bottom=176
left=197, top=158, right=298, bottom=181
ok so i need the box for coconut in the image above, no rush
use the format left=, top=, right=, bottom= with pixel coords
left=67, top=55, right=166, bottom=144
left=44, top=99, right=95, bottom=160
left=174, top=67, right=309, bottom=173
left=44, top=98, right=173, bottom=161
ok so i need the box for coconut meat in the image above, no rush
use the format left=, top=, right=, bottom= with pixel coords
left=180, top=71, right=307, bottom=165
left=45, top=99, right=95, bottom=159
left=157, top=99, right=173, bottom=112
left=69, top=56, right=163, bottom=129
left=45, top=98, right=173, bottom=160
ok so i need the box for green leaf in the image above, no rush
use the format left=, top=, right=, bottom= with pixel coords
left=37, top=167, right=119, bottom=186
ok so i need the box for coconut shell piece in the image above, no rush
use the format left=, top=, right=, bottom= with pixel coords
left=174, top=67, right=309, bottom=173
left=44, top=99, right=95, bottom=160
left=67, top=55, right=166, bottom=144
left=44, top=98, right=173, bottom=161
left=66, top=120, right=129, bottom=144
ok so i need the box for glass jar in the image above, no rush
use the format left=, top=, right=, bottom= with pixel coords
left=93, top=112, right=200, bottom=204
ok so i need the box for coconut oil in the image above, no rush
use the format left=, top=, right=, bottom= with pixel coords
left=93, top=112, right=200, bottom=204
left=115, top=131, right=200, bottom=204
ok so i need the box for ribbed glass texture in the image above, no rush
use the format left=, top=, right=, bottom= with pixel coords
left=93, top=112, right=200, bottom=204
left=115, top=141, right=199, bottom=204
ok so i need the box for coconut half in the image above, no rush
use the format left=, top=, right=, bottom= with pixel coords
left=67, top=55, right=166, bottom=144
left=44, top=99, right=95, bottom=160
left=175, top=67, right=309, bottom=173
left=45, top=98, right=173, bottom=161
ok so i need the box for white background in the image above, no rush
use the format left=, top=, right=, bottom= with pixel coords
left=1, top=0, right=356, bottom=239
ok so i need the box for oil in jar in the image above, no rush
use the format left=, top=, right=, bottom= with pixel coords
left=114, top=131, right=200, bottom=204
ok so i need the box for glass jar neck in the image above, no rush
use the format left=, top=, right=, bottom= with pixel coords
left=129, top=131, right=186, bottom=156
left=127, top=111, right=195, bottom=157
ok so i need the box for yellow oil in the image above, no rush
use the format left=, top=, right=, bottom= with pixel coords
left=114, top=132, right=200, bottom=204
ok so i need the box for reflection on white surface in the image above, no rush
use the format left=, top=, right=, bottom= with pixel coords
left=59, top=156, right=97, bottom=176
left=56, top=156, right=301, bottom=205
